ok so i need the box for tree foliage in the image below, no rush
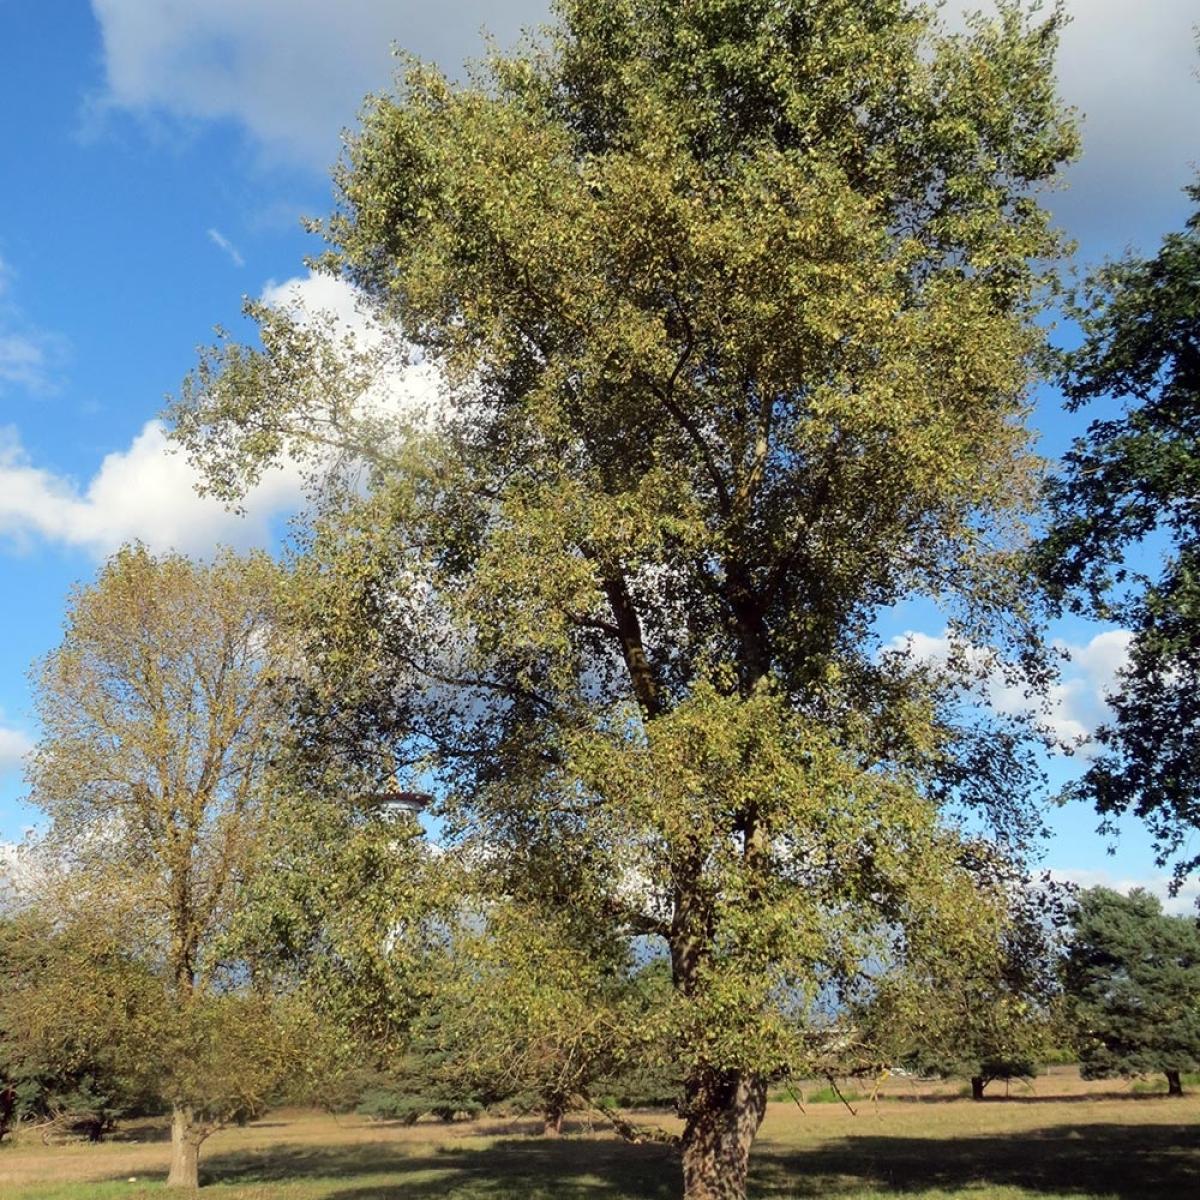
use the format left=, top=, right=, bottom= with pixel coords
left=424, top=900, right=653, bottom=1135
left=1040, top=183, right=1200, bottom=882
left=227, top=782, right=436, bottom=1058
left=1064, top=886, right=1200, bottom=1096
left=171, top=2, right=1076, bottom=1196
left=28, top=544, right=286, bottom=979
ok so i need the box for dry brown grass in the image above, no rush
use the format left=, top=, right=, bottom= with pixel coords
left=2, top=1068, right=1198, bottom=1199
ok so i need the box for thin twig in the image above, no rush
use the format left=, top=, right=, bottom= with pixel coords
left=826, top=1076, right=858, bottom=1117
left=783, top=1079, right=807, bottom=1116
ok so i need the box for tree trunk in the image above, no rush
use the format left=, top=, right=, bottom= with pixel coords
left=0, top=1084, right=15, bottom=1143
left=542, top=1107, right=564, bottom=1137
left=680, top=1072, right=767, bottom=1200
left=166, top=1105, right=205, bottom=1189
left=970, top=1076, right=986, bottom=1101
left=1166, top=1069, right=1183, bottom=1097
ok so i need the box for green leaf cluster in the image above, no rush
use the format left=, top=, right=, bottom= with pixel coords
left=0, top=914, right=162, bottom=1141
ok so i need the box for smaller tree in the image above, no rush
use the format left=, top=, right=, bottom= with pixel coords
left=0, top=913, right=160, bottom=1142
left=863, top=864, right=1066, bottom=1100
left=351, top=1029, right=486, bottom=1127
left=26, top=545, right=314, bottom=1187
left=1065, top=887, right=1200, bottom=1096
left=0, top=910, right=324, bottom=1167
left=428, top=901, right=645, bottom=1136
left=156, top=992, right=326, bottom=1184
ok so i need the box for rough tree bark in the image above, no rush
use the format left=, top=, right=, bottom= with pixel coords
left=1166, top=1069, right=1183, bottom=1097
left=166, top=1104, right=206, bottom=1189
left=679, top=1071, right=768, bottom=1200
left=542, top=1105, right=565, bottom=1137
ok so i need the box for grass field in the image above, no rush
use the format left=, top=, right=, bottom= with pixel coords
left=2, top=1069, right=1197, bottom=1199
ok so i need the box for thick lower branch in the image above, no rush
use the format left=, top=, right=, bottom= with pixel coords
left=602, top=896, right=671, bottom=940
left=580, top=1095, right=681, bottom=1147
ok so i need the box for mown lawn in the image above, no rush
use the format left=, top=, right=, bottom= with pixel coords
left=3, top=1071, right=1198, bottom=1199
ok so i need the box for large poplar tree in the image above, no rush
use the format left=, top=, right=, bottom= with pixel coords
left=172, top=3, right=1077, bottom=1195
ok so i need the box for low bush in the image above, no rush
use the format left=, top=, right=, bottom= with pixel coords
left=355, top=1087, right=481, bottom=1124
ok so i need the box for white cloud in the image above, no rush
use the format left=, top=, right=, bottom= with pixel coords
left=260, top=270, right=445, bottom=427
left=0, top=726, right=32, bottom=774
left=889, top=627, right=1132, bottom=754
left=0, top=840, right=42, bottom=898
left=1048, top=866, right=1200, bottom=917
left=0, top=420, right=303, bottom=558
left=939, top=2, right=1197, bottom=249
left=0, top=271, right=441, bottom=561
left=1054, top=0, right=1198, bottom=247
left=1036, top=629, right=1133, bottom=749
left=207, top=227, right=245, bottom=268
left=89, top=0, right=546, bottom=170
left=260, top=271, right=375, bottom=334
left=88, top=1, right=1198, bottom=249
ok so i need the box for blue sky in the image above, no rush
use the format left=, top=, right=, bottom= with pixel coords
left=0, top=2, right=1197, bottom=902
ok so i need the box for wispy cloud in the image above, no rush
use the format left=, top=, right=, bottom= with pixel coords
left=206, top=227, right=245, bottom=268
left=0, top=333, right=53, bottom=391
left=1048, top=867, right=1200, bottom=916
left=0, top=725, right=33, bottom=775
left=0, top=255, right=67, bottom=394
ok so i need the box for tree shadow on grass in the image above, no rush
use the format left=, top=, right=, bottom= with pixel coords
left=141, top=1119, right=1200, bottom=1200
left=753, top=1122, right=1200, bottom=1198
left=197, top=1135, right=679, bottom=1199
left=884, top=1090, right=1178, bottom=1105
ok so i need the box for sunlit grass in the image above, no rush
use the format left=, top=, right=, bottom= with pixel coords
left=3, top=1069, right=1197, bottom=1199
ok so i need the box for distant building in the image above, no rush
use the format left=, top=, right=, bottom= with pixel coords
left=367, top=790, right=430, bottom=820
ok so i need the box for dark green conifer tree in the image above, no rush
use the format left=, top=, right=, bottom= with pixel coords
left=1065, top=887, right=1200, bottom=1096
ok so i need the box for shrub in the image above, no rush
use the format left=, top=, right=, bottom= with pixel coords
left=355, top=1087, right=481, bottom=1124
